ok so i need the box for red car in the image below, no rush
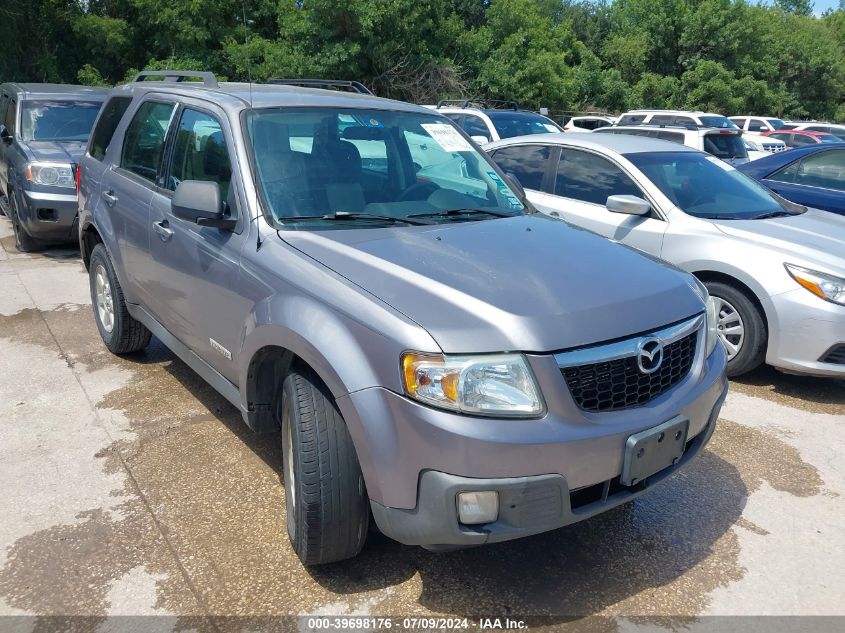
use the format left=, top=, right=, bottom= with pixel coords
left=762, top=129, right=842, bottom=148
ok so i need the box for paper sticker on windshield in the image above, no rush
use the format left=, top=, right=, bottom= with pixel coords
left=705, top=156, right=735, bottom=172
left=365, top=117, right=383, bottom=128
left=421, top=123, right=473, bottom=152
left=543, top=123, right=559, bottom=132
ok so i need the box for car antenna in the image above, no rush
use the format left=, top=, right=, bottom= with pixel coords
left=242, top=0, right=262, bottom=251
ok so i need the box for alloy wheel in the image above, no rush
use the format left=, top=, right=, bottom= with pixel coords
left=94, top=264, right=115, bottom=333
left=712, top=295, right=744, bottom=360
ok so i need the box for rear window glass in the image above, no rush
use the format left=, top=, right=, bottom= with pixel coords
left=20, top=100, right=103, bottom=142
left=699, top=116, right=737, bottom=129
left=485, top=111, right=561, bottom=139
left=703, top=133, right=747, bottom=159
left=89, top=97, right=132, bottom=161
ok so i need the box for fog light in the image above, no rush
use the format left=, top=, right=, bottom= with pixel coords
left=457, top=491, right=499, bottom=525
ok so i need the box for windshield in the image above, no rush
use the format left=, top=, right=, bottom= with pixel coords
left=625, top=151, right=798, bottom=220
left=246, top=108, right=525, bottom=228
left=20, top=100, right=103, bottom=142
left=703, top=133, right=747, bottom=160
left=698, top=116, right=737, bottom=129
left=766, top=118, right=787, bottom=130
left=485, top=111, right=562, bottom=139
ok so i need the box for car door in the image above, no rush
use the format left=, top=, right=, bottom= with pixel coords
left=536, top=147, right=667, bottom=255
left=146, top=102, right=248, bottom=381
left=763, top=149, right=845, bottom=214
left=486, top=143, right=555, bottom=208
left=103, top=98, right=177, bottom=306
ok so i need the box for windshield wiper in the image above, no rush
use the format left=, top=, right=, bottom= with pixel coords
left=278, top=212, right=430, bottom=226
left=407, top=208, right=514, bottom=220
left=752, top=210, right=802, bottom=220
left=699, top=214, right=742, bottom=220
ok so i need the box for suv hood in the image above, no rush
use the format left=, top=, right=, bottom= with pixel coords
left=712, top=209, right=845, bottom=274
left=282, top=215, right=704, bottom=353
left=27, top=140, right=87, bottom=164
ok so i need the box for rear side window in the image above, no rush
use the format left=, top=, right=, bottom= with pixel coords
left=555, top=148, right=641, bottom=204
left=463, top=115, right=491, bottom=141
left=619, top=114, right=646, bottom=125
left=730, top=118, right=746, bottom=129
left=90, top=97, right=132, bottom=161
left=806, top=126, right=831, bottom=134
left=120, top=101, right=175, bottom=183
left=790, top=135, right=814, bottom=147
left=489, top=144, right=551, bottom=190
left=748, top=119, right=765, bottom=132
left=168, top=108, right=233, bottom=201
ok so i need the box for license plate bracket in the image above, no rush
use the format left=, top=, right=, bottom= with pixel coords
left=621, top=416, right=689, bottom=487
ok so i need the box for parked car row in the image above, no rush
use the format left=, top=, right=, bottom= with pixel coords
left=0, top=75, right=842, bottom=569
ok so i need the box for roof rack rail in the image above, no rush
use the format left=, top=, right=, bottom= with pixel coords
left=436, top=99, right=520, bottom=111
left=622, top=121, right=709, bottom=131
left=133, top=70, right=219, bottom=88
left=268, top=79, right=374, bottom=95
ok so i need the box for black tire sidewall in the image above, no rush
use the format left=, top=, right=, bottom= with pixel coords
left=89, top=244, right=120, bottom=349
left=9, top=191, right=37, bottom=252
left=704, top=281, right=767, bottom=377
left=281, top=379, right=300, bottom=547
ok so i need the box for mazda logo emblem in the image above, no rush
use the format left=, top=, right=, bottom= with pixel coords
left=637, top=337, right=664, bottom=374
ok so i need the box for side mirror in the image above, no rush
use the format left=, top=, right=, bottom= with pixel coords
left=471, top=135, right=490, bottom=145
left=0, top=124, right=11, bottom=144
left=503, top=172, right=526, bottom=199
left=171, top=180, right=236, bottom=229
left=606, top=194, right=651, bottom=216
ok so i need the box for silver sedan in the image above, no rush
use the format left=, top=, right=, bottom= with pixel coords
left=486, top=133, right=845, bottom=378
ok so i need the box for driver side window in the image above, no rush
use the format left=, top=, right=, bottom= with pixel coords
left=167, top=108, right=233, bottom=204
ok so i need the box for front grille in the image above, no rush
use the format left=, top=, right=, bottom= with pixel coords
left=562, top=332, right=697, bottom=412
left=763, top=143, right=788, bottom=153
left=821, top=345, right=845, bottom=365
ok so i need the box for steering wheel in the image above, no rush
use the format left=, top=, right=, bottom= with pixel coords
left=398, top=181, right=440, bottom=202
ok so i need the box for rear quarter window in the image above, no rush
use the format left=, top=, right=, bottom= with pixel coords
left=89, top=97, right=132, bottom=161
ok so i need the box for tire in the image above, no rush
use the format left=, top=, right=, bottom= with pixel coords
left=703, top=280, right=767, bottom=377
left=0, top=193, right=7, bottom=216
left=89, top=243, right=152, bottom=354
left=281, top=366, right=368, bottom=565
left=8, top=190, right=42, bottom=253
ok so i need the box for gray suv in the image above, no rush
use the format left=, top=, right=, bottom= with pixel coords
left=0, top=83, right=108, bottom=251
left=78, top=71, right=728, bottom=565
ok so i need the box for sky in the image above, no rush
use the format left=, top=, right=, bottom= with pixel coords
left=813, top=0, right=840, bottom=14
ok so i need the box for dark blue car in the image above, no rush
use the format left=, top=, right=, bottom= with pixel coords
left=738, top=143, right=845, bottom=216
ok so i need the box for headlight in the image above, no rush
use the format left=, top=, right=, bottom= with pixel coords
left=401, top=352, right=545, bottom=417
left=705, top=295, right=719, bottom=356
left=785, top=264, right=845, bottom=306
left=25, top=161, right=75, bottom=189
left=689, top=278, right=720, bottom=357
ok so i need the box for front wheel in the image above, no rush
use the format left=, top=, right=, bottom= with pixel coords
left=8, top=191, right=42, bottom=252
left=281, top=367, right=369, bottom=565
left=703, top=281, right=767, bottom=377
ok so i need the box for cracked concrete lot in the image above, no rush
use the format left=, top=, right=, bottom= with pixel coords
left=1, top=215, right=844, bottom=632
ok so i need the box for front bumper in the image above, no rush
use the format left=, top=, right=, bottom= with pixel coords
left=337, top=340, right=727, bottom=547
left=370, top=384, right=725, bottom=548
left=19, top=189, right=79, bottom=242
left=764, top=288, right=845, bottom=377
